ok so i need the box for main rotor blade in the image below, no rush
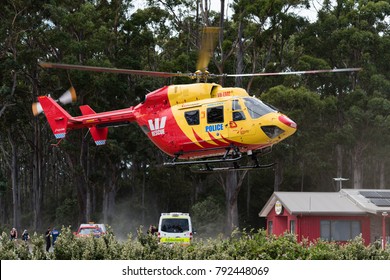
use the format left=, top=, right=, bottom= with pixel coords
left=39, top=62, right=190, bottom=78
left=196, top=27, right=220, bottom=72
left=220, top=68, right=362, bottom=77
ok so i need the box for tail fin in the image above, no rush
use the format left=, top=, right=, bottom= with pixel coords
left=37, top=96, right=72, bottom=139
left=79, top=105, right=108, bottom=145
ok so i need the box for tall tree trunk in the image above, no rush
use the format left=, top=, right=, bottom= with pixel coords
left=235, top=20, right=244, bottom=87
left=32, top=117, right=43, bottom=231
left=224, top=171, right=238, bottom=234
left=217, top=0, right=225, bottom=84
left=0, top=191, right=5, bottom=225
left=65, top=142, right=88, bottom=223
left=334, top=144, right=344, bottom=191
left=299, top=161, right=304, bottom=192
left=199, top=0, right=209, bottom=25
left=103, top=181, right=116, bottom=225
left=219, top=170, right=248, bottom=234
left=80, top=137, right=91, bottom=222
left=141, top=167, right=146, bottom=225
left=8, top=129, right=21, bottom=229
left=336, top=144, right=343, bottom=177
left=75, top=175, right=87, bottom=223
left=352, top=142, right=366, bottom=189
left=274, top=158, right=283, bottom=191
left=103, top=160, right=118, bottom=225
left=246, top=172, right=251, bottom=218
left=379, top=161, right=385, bottom=189
left=103, top=187, right=116, bottom=224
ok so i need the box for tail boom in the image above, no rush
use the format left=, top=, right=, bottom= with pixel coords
left=37, top=96, right=137, bottom=144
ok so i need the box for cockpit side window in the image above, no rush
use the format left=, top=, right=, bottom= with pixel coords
left=243, top=97, right=276, bottom=119
left=185, top=110, right=200, bottom=125
left=232, top=100, right=246, bottom=121
left=232, top=100, right=241, bottom=111
left=207, top=106, right=224, bottom=123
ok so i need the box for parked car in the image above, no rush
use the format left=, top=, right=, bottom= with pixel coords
left=74, top=223, right=107, bottom=238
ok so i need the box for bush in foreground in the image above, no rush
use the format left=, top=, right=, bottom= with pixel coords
left=1, top=228, right=389, bottom=260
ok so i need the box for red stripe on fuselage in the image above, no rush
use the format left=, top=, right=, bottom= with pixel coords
left=191, top=128, right=228, bottom=149
left=207, top=132, right=230, bottom=146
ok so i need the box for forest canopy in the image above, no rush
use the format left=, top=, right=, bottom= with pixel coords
left=0, top=0, right=389, bottom=237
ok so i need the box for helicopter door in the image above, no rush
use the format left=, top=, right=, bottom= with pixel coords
left=204, top=104, right=225, bottom=143
left=228, top=99, right=253, bottom=143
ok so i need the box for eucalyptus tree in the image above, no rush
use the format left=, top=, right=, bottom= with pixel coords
left=297, top=0, right=390, bottom=189
left=0, top=0, right=56, bottom=230
left=207, top=0, right=310, bottom=233
left=36, top=0, right=140, bottom=223
left=261, top=86, right=325, bottom=191
left=230, top=0, right=310, bottom=89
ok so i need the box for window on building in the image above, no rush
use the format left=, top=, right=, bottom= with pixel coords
left=184, top=110, right=200, bottom=125
left=320, top=220, right=361, bottom=241
left=290, top=220, right=295, bottom=234
left=207, top=106, right=224, bottom=123
left=268, top=221, right=273, bottom=235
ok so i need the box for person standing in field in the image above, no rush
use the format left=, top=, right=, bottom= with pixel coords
left=22, top=229, right=30, bottom=242
left=10, top=228, right=17, bottom=240
left=45, top=227, right=51, bottom=252
left=51, top=227, right=60, bottom=246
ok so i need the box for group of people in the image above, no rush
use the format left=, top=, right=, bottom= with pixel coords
left=9, top=226, right=60, bottom=252
left=9, top=227, right=30, bottom=242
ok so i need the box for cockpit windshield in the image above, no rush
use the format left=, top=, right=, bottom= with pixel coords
left=243, top=97, right=276, bottom=119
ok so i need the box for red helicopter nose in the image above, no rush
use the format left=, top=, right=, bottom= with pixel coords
left=278, top=115, right=297, bottom=129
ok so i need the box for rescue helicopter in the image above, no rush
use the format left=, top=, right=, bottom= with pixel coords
left=33, top=28, right=361, bottom=171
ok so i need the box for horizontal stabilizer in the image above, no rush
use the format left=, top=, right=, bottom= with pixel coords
left=79, top=105, right=108, bottom=145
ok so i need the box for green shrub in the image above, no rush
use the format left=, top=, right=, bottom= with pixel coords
left=1, top=229, right=390, bottom=260
left=0, top=232, right=18, bottom=260
left=340, top=235, right=390, bottom=260
left=307, top=239, right=343, bottom=260
left=30, top=232, right=47, bottom=260
left=258, top=232, right=309, bottom=260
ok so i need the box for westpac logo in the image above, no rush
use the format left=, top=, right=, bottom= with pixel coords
left=148, top=116, right=167, bottom=137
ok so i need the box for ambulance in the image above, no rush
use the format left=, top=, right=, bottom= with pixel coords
left=158, top=212, right=193, bottom=245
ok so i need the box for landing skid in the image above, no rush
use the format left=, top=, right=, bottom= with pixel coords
left=164, top=146, right=275, bottom=172
left=164, top=146, right=242, bottom=167
left=191, top=162, right=276, bottom=173
left=164, top=154, right=243, bottom=166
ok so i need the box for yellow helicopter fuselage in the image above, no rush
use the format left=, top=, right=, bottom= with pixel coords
left=134, top=83, right=297, bottom=159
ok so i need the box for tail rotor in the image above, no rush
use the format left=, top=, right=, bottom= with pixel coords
left=32, top=87, right=77, bottom=116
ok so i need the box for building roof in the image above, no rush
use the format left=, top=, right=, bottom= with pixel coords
left=258, top=188, right=390, bottom=217
left=341, top=189, right=390, bottom=215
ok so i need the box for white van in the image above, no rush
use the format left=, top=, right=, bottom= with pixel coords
left=158, top=212, right=193, bottom=245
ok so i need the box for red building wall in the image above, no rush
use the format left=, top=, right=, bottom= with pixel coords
left=267, top=206, right=295, bottom=236
left=266, top=207, right=371, bottom=246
